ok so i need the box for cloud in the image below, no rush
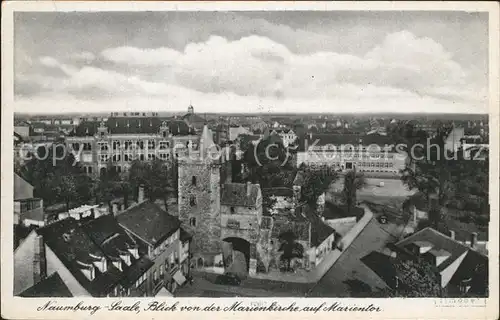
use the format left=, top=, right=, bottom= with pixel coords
left=98, top=31, right=478, bottom=104
left=72, top=51, right=96, bottom=62
left=101, top=46, right=181, bottom=66
left=16, top=30, right=486, bottom=114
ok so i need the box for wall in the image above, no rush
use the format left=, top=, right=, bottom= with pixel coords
left=337, top=205, right=373, bottom=251
left=314, top=233, right=335, bottom=265
left=146, top=230, right=181, bottom=296
left=46, top=245, right=91, bottom=297
left=14, top=126, right=30, bottom=138
left=325, top=217, right=357, bottom=234
left=14, top=174, right=33, bottom=200
left=14, top=231, right=37, bottom=294
left=440, top=250, right=468, bottom=288
left=178, top=159, right=221, bottom=258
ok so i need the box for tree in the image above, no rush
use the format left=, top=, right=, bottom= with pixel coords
left=146, top=159, right=175, bottom=211
left=278, top=231, right=304, bottom=272
left=128, top=159, right=175, bottom=211
left=241, top=135, right=296, bottom=188
left=341, top=170, right=366, bottom=214
left=299, top=165, right=338, bottom=208
left=400, top=125, right=455, bottom=227
left=18, top=145, right=92, bottom=209
left=392, top=258, right=442, bottom=297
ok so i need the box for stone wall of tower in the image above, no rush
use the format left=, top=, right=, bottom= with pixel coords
left=178, top=158, right=222, bottom=258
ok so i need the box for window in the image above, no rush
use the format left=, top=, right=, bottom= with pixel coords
left=192, top=176, right=197, bottom=186
left=189, top=217, right=196, bottom=226
left=99, top=154, right=109, bottom=162
left=189, top=195, right=196, bottom=206
left=159, top=141, right=168, bottom=150
left=112, top=154, right=121, bottom=162
left=83, top=143, right=92, bottom=151
left=88, top=166, right=93, bottom=174
left=230, top=207, right=235, bottom=214
left=163, top=131, right=167, bottom=138
left=113, top=141, right=121, bottom=150
left=148, top=140, right=155, bottom=149
left=148, top=154, right=155, bottom=161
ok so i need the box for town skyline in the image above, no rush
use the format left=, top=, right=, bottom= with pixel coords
left=14, top=11, right=488, bottom=114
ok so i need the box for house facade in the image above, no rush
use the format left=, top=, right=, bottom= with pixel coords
left=296, top=133, right=406, bottom=175
left=14, top=201, right=191, bottom=297
left=66, top=116, right=198, bottom=175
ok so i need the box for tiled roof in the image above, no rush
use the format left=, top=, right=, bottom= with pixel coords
left=449, top=250, right=488, bottom=295
left=180, top=228, right=192, bottom=242
left=323, top=202, right=363, bottom=220
left=221, top=183, right=261, bottom=207
left=272, top=217, right=310, bottom=242
left=360, top=251, right=398, bottom=289
left=298, top=204, right=336, bottom=247
left=82, top=215, right=145, bottom=257
left=70, top=118, right=193, bottom=136
left=262, top=187, right=294, bottom=198
left=19, top=272, right=73, bottom=297
left=298, top=133, right=395, bottom=151
left=396, top=228, right=487, bottom=274
left=182, top=113, right=206, bottom=124
left=36, top=218, right=123, bottom=296
left=117, top=201, right=181, bottom=247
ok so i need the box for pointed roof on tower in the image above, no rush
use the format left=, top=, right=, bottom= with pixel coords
left=199, top=124, right=215, bottom=156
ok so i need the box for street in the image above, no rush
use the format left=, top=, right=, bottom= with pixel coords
left=307, top=218, right=400, bottom=297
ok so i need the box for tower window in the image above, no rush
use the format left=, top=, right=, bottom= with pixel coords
left=192, top=176, right=197, bottom=186
left=230, top=207, right=235, bottom=214
left=189, top=217, right=196, bottom=227
left=189, top=195, right=196, bottom=206
left=163, top=131, right=167, bottom=138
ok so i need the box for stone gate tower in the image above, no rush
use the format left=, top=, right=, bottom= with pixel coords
left=178, top=125, right=222, bottom=263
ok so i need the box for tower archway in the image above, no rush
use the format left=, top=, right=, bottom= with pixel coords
left=222, top=237, right=250, bottom=277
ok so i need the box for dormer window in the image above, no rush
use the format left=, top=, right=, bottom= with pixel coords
left=112, top=259, right=123, bottom=271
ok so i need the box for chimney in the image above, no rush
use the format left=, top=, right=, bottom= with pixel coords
left=470, top=232, right=478, bottom=249
left=309, top=132, right=312, bottom=140
left=33, top=235, right=47, bottom=284
left=112, top=203, right=118, bottom=216
left=246, top=181, right=252, bottom=197
left=138, top=186, right=145, bottom=204
left=449, top=230, right=455, bottom=240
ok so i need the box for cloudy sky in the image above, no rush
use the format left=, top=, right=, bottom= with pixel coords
left=14, top=11, right=488, bottom=114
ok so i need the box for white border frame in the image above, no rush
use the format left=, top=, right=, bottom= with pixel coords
left=2, top=2, right=499, bottom=319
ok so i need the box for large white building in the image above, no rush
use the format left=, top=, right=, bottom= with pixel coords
left=296, top=133, right=407, bottom=175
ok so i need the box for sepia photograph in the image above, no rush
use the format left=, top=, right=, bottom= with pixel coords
left=1, top=1, right=498, bottom=319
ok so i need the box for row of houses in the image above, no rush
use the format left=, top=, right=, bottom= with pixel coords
left=14, top=194, right=192, bottom=297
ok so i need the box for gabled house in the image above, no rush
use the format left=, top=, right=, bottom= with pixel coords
left=14, top=202, right=192, bottom=298
left=116, top=201, right=192, bottom=296
left=14, top=173, right=44, bottom=228
left=362, top=227, right=488, bottom=297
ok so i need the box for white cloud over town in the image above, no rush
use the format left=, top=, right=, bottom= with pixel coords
left=13, top=11, right=488, bottom=114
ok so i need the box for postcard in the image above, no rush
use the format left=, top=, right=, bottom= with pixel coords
left=1, top=1, right=498, bottom=319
